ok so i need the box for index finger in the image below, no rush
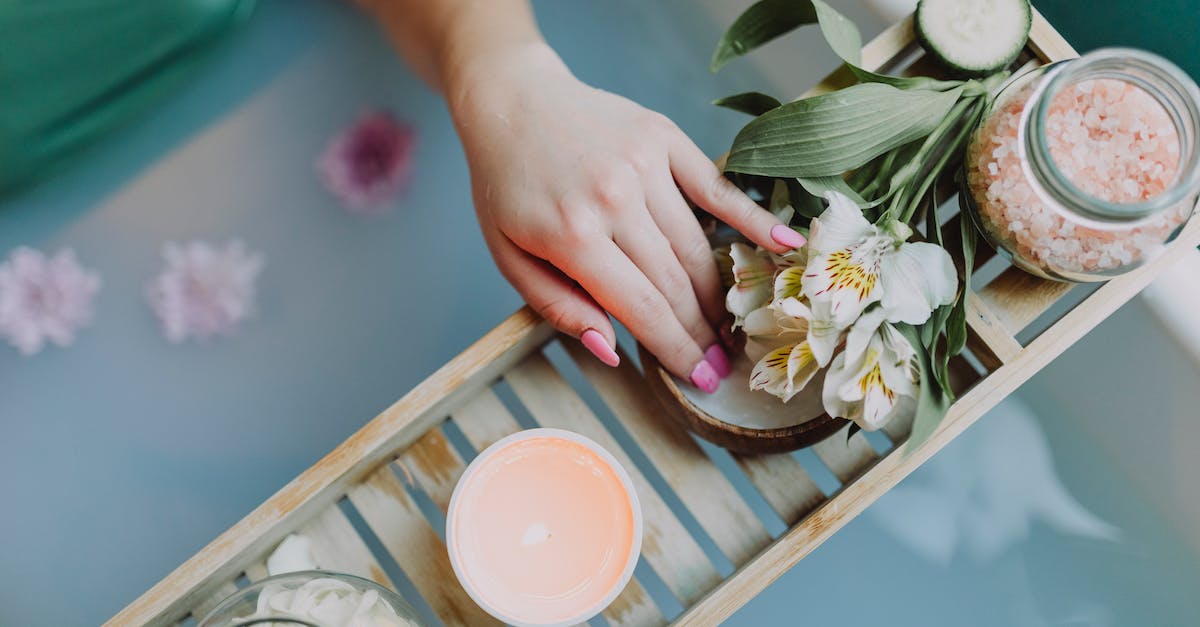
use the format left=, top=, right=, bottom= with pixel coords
left=668, top=131, right=807, bottom=254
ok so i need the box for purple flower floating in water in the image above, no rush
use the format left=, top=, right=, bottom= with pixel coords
left=318, top=110, right=417, bottom=213
left=147, top=241, right=264, bottom=344
left=0, top=247, right=102, bottom=356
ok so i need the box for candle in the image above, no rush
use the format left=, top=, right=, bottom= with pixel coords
left=447, top=428, right=642, bottom=627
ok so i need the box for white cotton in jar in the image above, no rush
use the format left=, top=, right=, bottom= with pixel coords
left=251, top=577, right=419, bottom=627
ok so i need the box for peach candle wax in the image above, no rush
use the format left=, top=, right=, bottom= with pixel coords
left=447, top=428, right=642, bottom=627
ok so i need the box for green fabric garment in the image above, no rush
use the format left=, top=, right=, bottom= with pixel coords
left=0, top=0, right=256, bottom=196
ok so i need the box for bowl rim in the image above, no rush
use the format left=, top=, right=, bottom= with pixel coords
left=639, top=346, right=847, bottom=452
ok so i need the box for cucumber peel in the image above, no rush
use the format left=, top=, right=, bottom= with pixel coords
left=915, top=0, right=1032, bottom=76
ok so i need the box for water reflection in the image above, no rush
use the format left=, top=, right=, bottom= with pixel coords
left=870, top=397, right=1120, bottom=565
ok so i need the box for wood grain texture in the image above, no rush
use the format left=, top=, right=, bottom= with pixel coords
left=118, top=13, right=1161, bottom=627
left=731, top=452, right=825, bottom=527
left=244, top=561, right=269, bottom=582
left=977, top=267, right=1075, bottom=335
left=810, top=426, right=878, bottom=484
left=451, top=385, right=666, bottom=627
left=1027, top=7, right=1080, bottom=61
left=188, top=581, right=237, bottom=624
left=299, top=503, right=394, bottom=588
left=398, top=427, right=466, bottom=511
left=965, top=291, right=1026, bottom=367
left=640, top=344, right=847, bottom=454
left=565, top=340, right=771, bottom=566
left=451, top=388, right=524, bottom=452
left=108, top=308, right=551, bottom=626
left=348, top=466, right=501, bottom=627
left=505, top=353, right=721, bottom=606
left=672, top=216, right=1200, bottom=627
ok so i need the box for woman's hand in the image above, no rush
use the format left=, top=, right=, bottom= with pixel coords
left=447, top=43, right=807, bottom=391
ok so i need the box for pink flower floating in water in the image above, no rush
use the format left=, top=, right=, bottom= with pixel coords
left=318, top=110, right=417, bottom=213
left=147, top=240, right=264, bottom=344
left=0, top=247, right=102, bottom=356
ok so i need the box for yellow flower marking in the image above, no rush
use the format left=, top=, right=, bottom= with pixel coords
left=774, top=266, right=805, bottom=301
left=823, top=249, right=877, bottom=301
left=752, top=346, right=793, bottom=387
left=791, top=342, right=814, bottom=369
left=859, top=362, right=895, bottom=402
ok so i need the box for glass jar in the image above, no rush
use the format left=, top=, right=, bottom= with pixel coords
left=198, top=570, right=425, bottom=627
left=963, top=48, right=1200, bottom=281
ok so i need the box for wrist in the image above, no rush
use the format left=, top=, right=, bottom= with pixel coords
left=444, top=41, right=573, bottom=120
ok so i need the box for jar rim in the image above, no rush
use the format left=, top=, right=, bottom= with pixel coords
left=1020, top=48, right=1200, bottom=222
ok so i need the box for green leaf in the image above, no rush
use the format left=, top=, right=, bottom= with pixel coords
left=710, top=0, right=819, bottom=72
left=796, top=175, right=877, bottom=208
left=711, top=0, right=962, bottom=92
left=811, top=0, right=963, bottom=90
left=785, top=179, right=825, bottom=221
left=713, top=91, right=783, bottom=116
left=811, top=0, right=861, bottom=65
left=922, top=304, right=952, bottom=349
left=725, top=83, right=963, bottom=178
left=897, top=324, right=952, bottom=455
left=946, top=195, right=980, bottom=359
left=849, top=67, right=964, bottom=91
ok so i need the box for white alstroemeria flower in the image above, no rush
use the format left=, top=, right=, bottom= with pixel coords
left=803, top=191, right=956, bottom=330
left=726, top=242, right=803, bottom=328
left=822, top=308, right=918, bottom=431
left=759, top=264, right=840, bottom=367
left=743, top=300, right=820, bottom=403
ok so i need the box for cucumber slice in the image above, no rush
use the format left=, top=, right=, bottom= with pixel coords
left=916, top=0, right=1032, bottom=76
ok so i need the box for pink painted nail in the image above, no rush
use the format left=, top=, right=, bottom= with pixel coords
left=770, top=224, right=807, bottom=249
left=581, top=329, right=620, bottom=367
left=705, top=344, right=732, bottom=378
left=690, top=360, right=720, bottom=394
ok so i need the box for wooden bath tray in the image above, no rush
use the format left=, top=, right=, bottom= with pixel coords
left=111, top=10, right=1200, bottom=627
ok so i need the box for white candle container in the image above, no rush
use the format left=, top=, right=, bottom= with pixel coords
left=446, top=428, right=643, bottom=627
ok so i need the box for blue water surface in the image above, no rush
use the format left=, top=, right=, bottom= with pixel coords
left=1, top=2, right=1197, bottom=625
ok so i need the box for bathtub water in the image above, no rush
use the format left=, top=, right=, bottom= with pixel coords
left=0, top=1, right=1196, bottom=625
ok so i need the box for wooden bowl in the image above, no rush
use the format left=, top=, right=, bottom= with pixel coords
left=639, top=345, right=847, bottom=454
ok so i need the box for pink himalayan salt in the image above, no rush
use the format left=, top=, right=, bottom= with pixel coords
left=966, top=78, right=1189, bottom=276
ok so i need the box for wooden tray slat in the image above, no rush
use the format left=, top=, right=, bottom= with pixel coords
left=107, top=309, right=551, bottom=627
left=505, top=352, right=722, bottom=606
left=977, top=267, right=1075, bottom=334
left=451, top=388, right=524, bottom=452
left=348, top=466, right=501, bottom=627
left=299, top=503, right=395, bottom=588
left=119, top=11, right=1195, bottom=627
left=965, top=292, right=1025, bottom=368
left=562, top=340, right=772, bottom=567
left=810, top=426, right=878, bottom=484
left=674, top=204, right=1200, bottom=627
left=398, top=428, right=466, bottom=511
left=731, top=452, right=825, bottom=527
left=244, top=561, right=269, bottom=582
left=452, top=385, right=667, bottom=627
left=189, top=581, right=238, bottom=624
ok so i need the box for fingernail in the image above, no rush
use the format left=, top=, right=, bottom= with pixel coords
left=581, top=329, right=620, bottom=367
left=705, top=343, right=732, bottom=378
left=690, top=360, right=720, bottom=394
left=770, top=224, right=807, bottom=249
